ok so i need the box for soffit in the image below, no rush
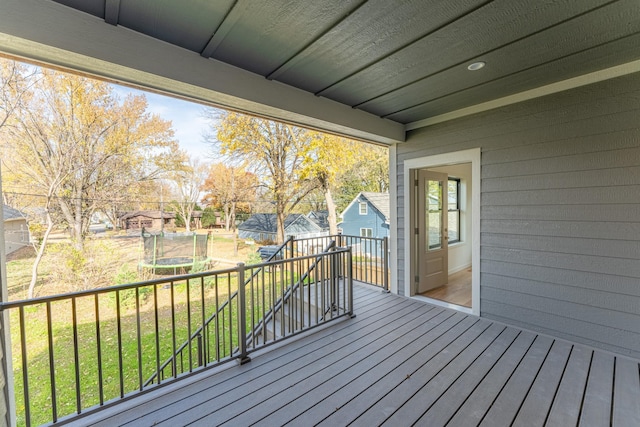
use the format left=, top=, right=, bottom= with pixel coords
left=5, top=0, right=640, bottom=143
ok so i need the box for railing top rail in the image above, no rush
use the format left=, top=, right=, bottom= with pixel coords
left=0, top=245, right=351, bottom=310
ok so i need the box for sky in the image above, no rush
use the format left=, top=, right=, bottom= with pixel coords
left=112, top=84, right=218, bottom=159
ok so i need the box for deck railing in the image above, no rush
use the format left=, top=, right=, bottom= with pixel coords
left=0, top=244, right=353, bottom=427
left=144, top=236, right=296, bottom=386
left=292, top=234, right=389, bottom=291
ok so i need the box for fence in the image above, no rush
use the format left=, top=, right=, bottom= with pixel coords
left=0, top=244, right=353, bottom=427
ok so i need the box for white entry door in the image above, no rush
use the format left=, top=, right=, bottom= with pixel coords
left=417, top=170, right=448, bottom=293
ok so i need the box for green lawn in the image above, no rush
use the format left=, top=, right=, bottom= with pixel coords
left=10, top=268, right=294, bottom=426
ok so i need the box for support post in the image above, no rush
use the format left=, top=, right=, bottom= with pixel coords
left=0, top=164, right=15, bottom=426
left=347, top=247, right=355, bottom=318
left=236, top=263, right=251, bottom=365
left=382, top=236, right=390, bottom=293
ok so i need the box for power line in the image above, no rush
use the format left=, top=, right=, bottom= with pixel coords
left=2, top=190, right=326, bottom=206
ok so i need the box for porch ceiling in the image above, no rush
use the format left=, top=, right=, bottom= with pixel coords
left=1, top=0, right=640, bottom=143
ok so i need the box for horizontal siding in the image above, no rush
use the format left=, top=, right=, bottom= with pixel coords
left=481, top=260, right=640, bottom=297
left=482, top=219, right=640, bottom=240
left=481, top=233, right=640, bottom=260
left=480, top=273, right=640, bottom=316
left=482, top=166, right=640, bottom=192
left=482, top=147, right=640, bottom=179
left=397, top=72, right=640, bottom=358
left=482, top=204, right=640, bottom=222
left=481, top=301, right=640, bottom=360
left=481, top=246, right=640, bottom=278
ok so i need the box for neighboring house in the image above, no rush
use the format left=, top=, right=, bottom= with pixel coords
left=339, top=192, right=389, bottom=239
left=119, top=210, right=175, bottom=231
left=307, top=210, right=329, bottom=231
left=2, top=205, right=30, bottom=255
left=207, top=211, right=225, bottom=229
left=190, top=211, right=203, bottom=229
left=238, top=213, right=327, bottom=242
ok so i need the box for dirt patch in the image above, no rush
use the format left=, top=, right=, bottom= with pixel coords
left=6, top=246, right=36, bottom=262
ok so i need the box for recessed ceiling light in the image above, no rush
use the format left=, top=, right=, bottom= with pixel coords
left=467, top=61, right=485, bottom=71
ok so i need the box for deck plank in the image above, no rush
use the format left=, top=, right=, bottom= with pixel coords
left=511, top=340, right=573, bottom=427
left=446, top=330, right=536, bottom=426
left=612, top=357, right=640, bottom=426
left=579, top=351, right=614, bottom=427
left=296, top=312, right=472, bottom=426
left=316, top=316, right=484, bottom=427
left=89, top=288, right=406, bottom=427
left=345, top=321, right=498, bottom=426
left=479, top=334, right=555, bottom=427
left=412, top=327, right=522, bottom=426
left=255, top=311, right=464, bottom=426
left=144, top=299, right=432, bottom=426
left=546, top=345, right=593, bottom=426
left=379, top=323, right=512, bottom=426
left=63, top=284, right=640, bottom=427
left=219, top=307, right=452, bottom=426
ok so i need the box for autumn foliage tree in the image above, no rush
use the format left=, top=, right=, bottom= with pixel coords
left=211, top=112, right=317, bottom=242
left=169, top=155, right=207, bottom=232
left=0, top=64, right=180, bottom=251
left=300, top=134, right=361, bottom=235
left=201, top=163, right=257, bottom=231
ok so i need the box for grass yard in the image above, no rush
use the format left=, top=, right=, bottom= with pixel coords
left=4, top=229, right=260, bottom=426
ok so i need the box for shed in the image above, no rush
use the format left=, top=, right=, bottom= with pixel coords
left=119, top=210, right=175, bottom=231
left=2, top=205, right=30, bottom=255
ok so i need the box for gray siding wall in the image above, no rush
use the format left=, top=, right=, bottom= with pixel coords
left=397, top=73, right=640, bottom=359
left=4, top=219, right=28, bottom=255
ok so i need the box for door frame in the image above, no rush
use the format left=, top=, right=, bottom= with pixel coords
left=402, top=148, right=481, bottom=315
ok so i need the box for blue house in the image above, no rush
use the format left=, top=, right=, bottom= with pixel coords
left=338, top=192, right=389, bottom=238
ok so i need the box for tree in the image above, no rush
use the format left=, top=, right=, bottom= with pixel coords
left=300, top=134, right=361, bottom=235
left=0, top=63, right=180, bottom=250
left=335, top=144, right=389, bottom=212
left=210, top=112, right=317, bottom=243
left=201, top=163, right=257, bottom=231
left=169, top=155, right=206, bottom=232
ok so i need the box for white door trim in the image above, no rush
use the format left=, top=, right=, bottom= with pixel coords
left=402, top=148, right=481, bottom=315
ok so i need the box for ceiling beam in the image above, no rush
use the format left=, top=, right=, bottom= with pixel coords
left=200, top=0, right=246, bottom=59
left=0, top=0, right=404, bottom=145
left=104, top=0, right=121, bottom=25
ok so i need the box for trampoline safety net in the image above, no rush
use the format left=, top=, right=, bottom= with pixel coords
left=141, top=231, right=210, bottom=269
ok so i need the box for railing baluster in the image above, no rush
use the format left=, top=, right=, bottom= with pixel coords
left=19, top=306, right=30, bottom=427
left=136, top=287, right=143, bottom=390
left=214, top=275, right=219, bottom=363
left=261, top=267, right=266, bottom=345
left=170, top=280, right=176, bottom=379
left=249, top=267, right=255, bottom=349
left=72, top=297, right=81, bottom=414
left=201, top=275, right=207, bottom=365
left=186, top=277, right=192, bottom=372
left=236, top=263, right=249, bottom=364
left=94, top=294, right=104, bottom=405
left=116, top=290, right=124, bottom=398
left=153, top=284, right=160, bottom=385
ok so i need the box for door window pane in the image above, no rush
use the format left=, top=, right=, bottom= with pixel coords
left=426, top=180, right=442, bottom=250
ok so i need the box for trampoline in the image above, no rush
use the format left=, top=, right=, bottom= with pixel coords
left=139, top=230, right=211, bottom=274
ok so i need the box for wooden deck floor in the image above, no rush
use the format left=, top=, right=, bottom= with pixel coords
left=67, top=284, right=640, bottom=427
